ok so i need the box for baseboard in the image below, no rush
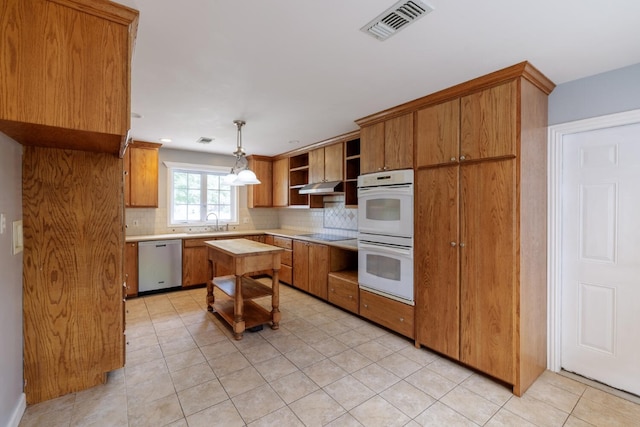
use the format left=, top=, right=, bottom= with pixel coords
left=7, top=393, right=26, bottom=427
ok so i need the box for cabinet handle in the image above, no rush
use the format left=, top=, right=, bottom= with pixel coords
left=348, top=295, right=353, bottom=299
left=399, top=317, right=404, bottom=322
left=450, top=242, right=457, bottom=247
left=450, top=157, right=456, bottom=162
left=459, top=155, right=466, bottom=161
left=364, top=304, right=368, bottom=308
left=460, top=243, right=466, bottom=248
left=330, top=288, right=335, bottom=292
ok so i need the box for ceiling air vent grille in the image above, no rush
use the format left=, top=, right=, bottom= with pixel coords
left=361, top=0, right=434, bottom=41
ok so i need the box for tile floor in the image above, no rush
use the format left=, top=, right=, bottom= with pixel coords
left=19, top=283, right=640, bottom=427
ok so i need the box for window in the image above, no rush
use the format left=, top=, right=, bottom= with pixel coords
left=165, top=162, right=238, bottom=226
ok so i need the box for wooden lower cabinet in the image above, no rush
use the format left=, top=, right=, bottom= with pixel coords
left=328, top=271, right=358, bottom=314
left=360, top=290, right=414, bottom=339
left=125, top=242, right=138, bottom=297
left=183, top=238, right=211, bottom=287
left=293, top=240, right=329, bottom=299
left=271, top=236, right=293, bottom=285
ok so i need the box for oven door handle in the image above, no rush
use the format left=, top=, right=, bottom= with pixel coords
left=358, top=242, right=413, bottom=257
left=357, top=185, right=413, bottom=197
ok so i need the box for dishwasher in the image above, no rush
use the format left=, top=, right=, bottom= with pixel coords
left=138, top=240, right=182, bottom=293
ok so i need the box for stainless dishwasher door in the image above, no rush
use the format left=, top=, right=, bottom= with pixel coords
left=138, top=239, right=182, bottom=293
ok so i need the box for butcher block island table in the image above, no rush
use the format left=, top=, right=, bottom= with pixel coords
left=205, top=238, right=284, bottom=340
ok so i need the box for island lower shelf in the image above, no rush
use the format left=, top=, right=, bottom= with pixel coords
left=210, top=275, right=274, bottom=330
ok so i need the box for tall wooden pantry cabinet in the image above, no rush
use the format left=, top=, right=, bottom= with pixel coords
left=413, top=63, right=554, bottom=395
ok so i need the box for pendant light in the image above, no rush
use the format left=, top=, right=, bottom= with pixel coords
left=224, top=120, right=261, bottom=186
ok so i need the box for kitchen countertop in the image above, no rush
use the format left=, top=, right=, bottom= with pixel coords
left=125, top=229, right=358, bottom=250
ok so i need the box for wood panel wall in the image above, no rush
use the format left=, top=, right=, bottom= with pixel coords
left=22, top=146, right=124, bottom=404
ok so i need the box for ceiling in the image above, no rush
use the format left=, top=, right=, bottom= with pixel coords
left=124, top=0, right=640, bottom=157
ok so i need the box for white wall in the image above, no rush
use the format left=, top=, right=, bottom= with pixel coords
left=0, top=133, right=25, bottom=427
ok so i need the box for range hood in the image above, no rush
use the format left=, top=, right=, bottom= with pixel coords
left=298, top=181, right=344, bottom=195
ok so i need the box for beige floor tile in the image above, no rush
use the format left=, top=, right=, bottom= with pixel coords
left=125, top=333, right=159, bottom=352
left=374, top=333, right=413, bottom=352
left=335, top=329, right=374, bottom=347
left=126, top=373, right=176, bottom=407
left=289, top=389, right=346, bottom=426
left=190, top=329, right=229, bottom=347
left=303, top=358, right=348, bottom=387
left=164, top=418, right=188, bottom=427
left=284, top=343, right=326, bottom=369
left=440, top=385, right=500, bottom=425
left=164, top=347, right=205, bottom=372
left=74, top=376, right=125, bottom=404
left=70, top=392, right=128, bottom=427
left=406, top=366, right=457, bottom=399
left=218, top=366, right=266, bottom=398
left=152, top=317, right=185, bottom=332
left=125, top=343, right=165, bottom=367
left=125, top=357, right=168, bottom=385
left=270, top=371, right=320, bottom=404
left=540, top=370, right=588, bottom=395
left=350, top=395, right=411, bottom=427
left=355, top=323, right=389, bottom=340
left=241, top=341, right=281, bottom=364
left=128, top=393, right=183, bottom=427
left=159, top=336, right=198, bottom=357
left=170, top=361, right=217, bottom=392
left=572, top=396, right=638, bottom=426
left=524, top=377, right=581, bottom=413
left=397, top=345, right=440, bottom=366
left=461, top=374, right=513, bottom=406
left=253, top=354, right=299, bottom=382
left=156, top=325, right=192, bottom=342
left=19, top=405, right=74, bottom=427
left=581, top=386, right=640, bottom=419
left=199, top=338, right=237, bottom=360
left=248, top=406, right=305, bottom=427
left=563, top=415, right=596, bottom=427
left=266, top=334, right=306, bottom=354
left=426, top=358, right=473, bottom=384
left=330, top=349, right=373, bottom=373
left=295, top=326, right=332, bottom=345
left=485, top=408, right=537, bottom=426
left=353, top=340, right=395, bottom=362
left=377, top=352, right=422, bottom=378
left=379, top=380, right=436, bottom=418
left=310, top=336, right=350, bottom=357
left=504, top=393, right=570, bottom=426
left=209, top=350, right=251, bottom=377
left=231, top=329, right=268, bottom=351
left=232, top=383, right=286, bottom=424
left=185, top=399, right=244, bottom=427
left=414, top=401, right=478, bottom=426
left=322, top=320, right=354, bottom=336
left=352, top=363, right=400, bottom=393
left=177, top=378, right=228, bottom=416
left=125, top=322, right=155, bottom=338
left=324, top=375, right=376, bottom=410
left=325, top=413, right=365, bottom=427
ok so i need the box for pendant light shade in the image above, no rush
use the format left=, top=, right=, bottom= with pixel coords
left=225, top=120, right=261, bottom=186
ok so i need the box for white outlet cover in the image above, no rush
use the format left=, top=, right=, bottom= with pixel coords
left=13, top=220, right=23, bottom=255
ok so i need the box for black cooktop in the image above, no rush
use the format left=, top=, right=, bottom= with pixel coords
left=296, top=233, right=352, bottom=242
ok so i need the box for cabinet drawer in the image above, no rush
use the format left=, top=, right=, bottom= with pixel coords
left=328, top=275, right=358, bottom=314
left=281, top=249, right=293, bottom=266
left=360, top=290, right=414, bottom=338
left=279, top=264, right=293, bottom=285
left=183, top=238, right=212, bottom=248
left=273, top=236, right=293, bottom=249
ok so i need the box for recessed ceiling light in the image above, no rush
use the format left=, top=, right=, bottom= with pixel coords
left=159, top=138, right=172, bottom=143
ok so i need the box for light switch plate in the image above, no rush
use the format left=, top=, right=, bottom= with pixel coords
left=13, top=220, right=23, bottom=255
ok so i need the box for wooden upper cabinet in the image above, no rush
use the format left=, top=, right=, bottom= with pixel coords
left=272, top=158, right=289, bottom=207
left=460, top=80, right=518, bottom=161
left=415, top=99, right=461, bottom=168
left=0, top=0, right=139, bottom=155
left=247, top=155, right=273, bottom=208
left=309, top=142, right=344, bottom=183
left=360, top=113, right=413, bottom=174
left=125, top=141, right=160, bottom=208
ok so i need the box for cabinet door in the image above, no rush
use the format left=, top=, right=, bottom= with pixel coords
left=309, top=148, right=325, bottom=183
left=360, top=122, right=385, bottom=174
left=182, top=246, right=210, bottom=287
left=272, top=158, right=289, bottom=207
left=460, top=81, right=517, bottom=161
left=247, top=157, right=273, bottom=208
left=125, top=242, right=138, bottom=297
left=129, top=147, right=158, bottom=207
left=308, top=243, right=329, bottom=299
left=384, top=113, right=414, bottom=171
left=324, top=142, right=344, bottom=182
left=459, top=159, right=516, bottom=383
left=292, top=240, right=309, bottom=292
left=415, top=166, right=460, bottom=359
left=123, top=147, right=131, bottom=206
left=416, top=99, right=460, bottom=168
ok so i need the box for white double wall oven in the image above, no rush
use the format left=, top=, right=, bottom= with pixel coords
left=357, top=169, right=414, bottom=305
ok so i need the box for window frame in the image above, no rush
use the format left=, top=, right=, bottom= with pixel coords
left=164, top=161, right=239, bottom=227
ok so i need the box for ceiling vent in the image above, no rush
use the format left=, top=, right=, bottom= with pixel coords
left=197, top=137, right=213, bottom=144
left=361, top=0, right=434, bottom=41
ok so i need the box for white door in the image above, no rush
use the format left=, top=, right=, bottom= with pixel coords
left=561, top=122, right=640, bottom=395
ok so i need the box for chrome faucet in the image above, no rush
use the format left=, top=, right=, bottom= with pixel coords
left=206, top=212, right=219, bottom=231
